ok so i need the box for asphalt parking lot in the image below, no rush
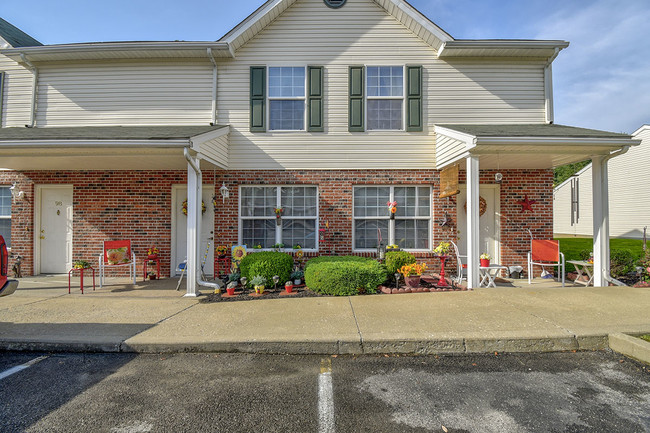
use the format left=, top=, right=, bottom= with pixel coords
left=1, top=350, right=649, bottom=432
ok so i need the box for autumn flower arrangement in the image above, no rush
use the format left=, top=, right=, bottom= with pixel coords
left=386, top=201, right=397, bottom=219
left=147, top=246, right=159, bottom=257
left=399, top=262, right=427, bottom=277
left=433, top=242, right=451, bottom=256
left=216, top=245, right=228, bottom=257
left=182, top=199, right=206, bottom=216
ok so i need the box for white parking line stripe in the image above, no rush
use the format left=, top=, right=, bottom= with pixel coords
left=318, top=358, right=335, bottom=433
left=0, top=356, right=48, bottom=381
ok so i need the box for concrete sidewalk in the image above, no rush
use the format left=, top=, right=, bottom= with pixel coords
left=1, top=275, right=649, bottom=355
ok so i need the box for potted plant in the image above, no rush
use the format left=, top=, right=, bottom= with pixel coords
left=147, top=246, right=159, bottom=259
left=253, top=244, right=262, bottom=250
left=272, top=243, right=284, bottom=251
left=285, top=280, right=294, bottom=293
left=291, top=270, right=304, bottom=285
left=148, top=271, right=157, bottom=280
left=399, top=262, right=427, bottom=288
left=433, top=242, right=451, bottom=257
left=480, top=253, right=491, bottom=267
left=73, top=260, right=91, bottom=269
left=250, top=275, right=266, bottom=294
left=226, top=281, right=237, bottom=296
left=386, top=244, right=400, bottom=252
left=275, top=207, right=283, bottom=225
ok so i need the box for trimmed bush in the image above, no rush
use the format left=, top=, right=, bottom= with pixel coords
left=304, top=255, right=369, bottom=271
left=239, top=251, right=293, bottom=288
left=610, top=249, right=635, bottom=278
left=384, top=251, right=416, bottom=275
left=305, top=257, right=387, bottom=296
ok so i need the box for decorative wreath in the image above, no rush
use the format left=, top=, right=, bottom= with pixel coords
left=182, top=199, right=206, bottom=216
left=463, top=196, right=488, bottom=217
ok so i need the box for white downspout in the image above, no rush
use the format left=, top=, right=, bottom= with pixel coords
left=183, top=147, right=221, bottom=296
left=20, top=54, right=38, bottom=127
left=597, top=145, right=630, bottom=286
left=207, top=48, right=218, bottom=126
left=544, top=48, right=559, bottom=124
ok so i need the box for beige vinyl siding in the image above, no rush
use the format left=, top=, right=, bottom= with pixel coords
left=553, top=127, right=650, bottom=239
left=196, top=134, right=229, bottom=169
left=217, top=0, right=547, bottom=170
left=435, top=134, right=466, bottom=168
left=0, top=54, right=33, bottom=127
left=35, top=61, right=213, bottom=126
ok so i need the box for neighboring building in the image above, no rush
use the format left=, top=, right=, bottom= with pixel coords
left=554, top=125, right=650, bottom=239
left=0, top=0, right=638, bottom=292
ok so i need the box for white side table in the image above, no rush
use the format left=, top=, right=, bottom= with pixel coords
left=568, top=260, right=593, bottom=286
left=479, top=264, right=509, bottom=288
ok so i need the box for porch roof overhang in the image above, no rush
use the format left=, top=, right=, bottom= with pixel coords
left=434, top=124, right=640, bottom=170
left=0, top=125, right=230, bottom=170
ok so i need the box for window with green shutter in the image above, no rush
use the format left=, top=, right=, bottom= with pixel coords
left=406, top=66, right=422, bottom=132
left=308, top=66, right=324, bottom=132
left=349, top=66, right=364, bottom=132
left=250, top=66, right=266, bottom=132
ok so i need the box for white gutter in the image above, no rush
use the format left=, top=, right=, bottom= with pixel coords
left=0, top=139, right=188, bottom=147
left=207, top=48, right=218, bottom=125
left=601, top=145, right=631, bottom=286
left=544, top=47, right=560, bottom=124
left=183, top=147, right=221, bottom=294
left=20, top=54, right=38, bottom=127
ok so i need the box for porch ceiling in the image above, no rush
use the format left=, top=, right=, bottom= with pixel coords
left=0, top=125, right=229, bottom=171
left=434, top=124, right=640, bottom=170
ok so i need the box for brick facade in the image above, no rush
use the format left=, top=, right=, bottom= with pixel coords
left=0, top=168, right=553, bottom=278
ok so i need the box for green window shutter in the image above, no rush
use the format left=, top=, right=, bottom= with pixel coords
left=348, top=66, right=364, bottom=132
left=250, top=66, right=266, bottom=132
left=406, top=65, right=422, bottom=132
left=307, top=66, right=324, bottom=132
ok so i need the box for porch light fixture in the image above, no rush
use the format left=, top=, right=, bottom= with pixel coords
left=9, top=182, right=24, bottom=201
left=219, top=182, right=230, bottom=203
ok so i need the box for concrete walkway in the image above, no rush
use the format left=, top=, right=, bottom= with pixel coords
left=1, top=275, right=649, bottom=355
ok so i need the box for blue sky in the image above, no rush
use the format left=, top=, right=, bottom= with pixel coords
left=3, top=0, right=649, bottom=134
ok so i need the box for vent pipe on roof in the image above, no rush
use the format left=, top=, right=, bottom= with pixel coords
left=19, top=54, right=38, bottom=128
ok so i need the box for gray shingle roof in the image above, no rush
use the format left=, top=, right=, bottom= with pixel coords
left=0, top=17, right=42, bottom=47
left=437, top=124, right=632, bottom=139
left=0, top=125, right=226, bottom=141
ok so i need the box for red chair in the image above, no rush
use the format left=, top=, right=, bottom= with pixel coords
left=0, top=235, right=18, bottom=297
left=527, top=240, right=565, bottom=287
left=98, top=240, right=136, bottom=288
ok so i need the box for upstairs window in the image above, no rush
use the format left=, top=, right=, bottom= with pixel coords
left=268, top=67, right=306, bottom=131
left=366, top=66, right=403, bottom=130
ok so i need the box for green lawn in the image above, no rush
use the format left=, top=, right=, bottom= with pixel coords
left=555, top=237, right=646, bottom=263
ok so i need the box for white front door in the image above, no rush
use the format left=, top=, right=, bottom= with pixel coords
left=456, top=185, right=500, bottom=261
left=172, top=185, right=215, bottom=276
left=38, top=186, right=73, bottom=274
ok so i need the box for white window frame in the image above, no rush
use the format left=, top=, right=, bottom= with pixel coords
left=352, top=185, right=432, bottom=252
left=365, top=65, right=405, bottom=132
left=238, top=185, right=319, bottom=252
left=0, top=185, right=11, bottom=251
left=267, top=66, right=307, bottom=132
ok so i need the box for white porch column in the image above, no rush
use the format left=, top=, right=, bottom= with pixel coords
left=591, top=155, right=609, bottom=287
left=185, top=158, right=202, bottom=297
left=466, top=155, right=480, bottom=289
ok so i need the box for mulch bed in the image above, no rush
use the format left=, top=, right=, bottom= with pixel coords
left=200, top=275, right=466, bottom=303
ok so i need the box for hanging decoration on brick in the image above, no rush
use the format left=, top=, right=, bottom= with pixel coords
left=463, top=196, right=487, bottom=216
left=517, top=195, right=537, bottom=213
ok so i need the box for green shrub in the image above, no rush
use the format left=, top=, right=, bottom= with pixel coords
left=304, top=255, right=369, bottom=271
left=578, top=249, right=592, bottom=261
left=239, top=251, right=293, bottom=288
left=384, top=251, right=416, bottom=275
left=305, top=258, right=387, bottom=296
left=610, top=249, right=635, bottom=278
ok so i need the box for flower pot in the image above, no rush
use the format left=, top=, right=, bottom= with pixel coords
left=226, top=287, right=236, bottom=296
left=255, top=285, right=265, bottom=294
left=285, top=284, right=293, bottom=293
left=480, top=259, right=490, bottom=267
left=149, top=275, right=157, bottom=280
left=405, top=275, right=421, bottom=288
left=147, top=255, right=158, bottom=260
left=294, top=279, right=301, bottom=286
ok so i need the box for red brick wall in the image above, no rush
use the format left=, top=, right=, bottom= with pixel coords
left=0, top=168, right=553, bottom=277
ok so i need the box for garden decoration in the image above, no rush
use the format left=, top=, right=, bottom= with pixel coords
left=240, top=276, right=247, bottom=288
left=231, top=245, right=247, bottom=266
left=216, top=245, right=228, bottom=258
left=387, top=201, right=397, bottom=219
left=275, top=207, right=283, bottom=225
left=433, top=242, right=452, bottom=286
left=182, top=199, right=206, bottom=216
left=517, top=195, right=537, bottom=213
left=394, top=272, right=400, bottom=290
left=285, top=281, right=294, bottom=293
left=480, top=253, right=491, bottom=267
left=272, top=275, right=280, bottom=290
left=399, top=262, right=427, bottom=288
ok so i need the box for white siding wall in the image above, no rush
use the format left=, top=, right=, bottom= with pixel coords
left=435, top=134, right=466, bottom=168
left=196, top=134, right=229, bottom=169
left=217, top=0, right=547, bottom=170
left=35, top=61, right=213, bottom=126
left=553, top=126, right=650, bottom=239
left=0, top=53, right=33, bottom=127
